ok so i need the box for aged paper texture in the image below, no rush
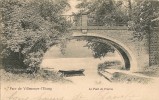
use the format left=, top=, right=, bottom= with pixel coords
left=1, top=0, right=159, bottom=100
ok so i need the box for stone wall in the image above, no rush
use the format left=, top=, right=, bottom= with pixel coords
left=149, top=29, right=159, bottom=66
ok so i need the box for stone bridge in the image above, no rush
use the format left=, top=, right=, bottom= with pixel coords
left=63, top=14, right=159, bottom=72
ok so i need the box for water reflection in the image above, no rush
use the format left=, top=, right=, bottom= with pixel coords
left=40, top=40, right=124, bottom=84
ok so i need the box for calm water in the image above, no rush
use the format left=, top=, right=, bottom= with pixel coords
left=40, top=57, right=123, bottom=84
left=41, top=57, right=122, bottom=70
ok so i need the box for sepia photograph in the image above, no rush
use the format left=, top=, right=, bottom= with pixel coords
left=0, top=0, right=159, bottom=100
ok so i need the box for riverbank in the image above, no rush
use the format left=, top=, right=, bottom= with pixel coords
left=1, top=65, right=159, bottom=84
left=98, top=65, right=159, bottom=84
left=0, top=69, right=71, bottom=83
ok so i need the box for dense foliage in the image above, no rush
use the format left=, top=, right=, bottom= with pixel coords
left=85, top=41, right=115, bottom=58
left=1, top=0, right=71, bottom=70
left=76, top=0, right=128, bottom=26
left=130, top=0, right=159, bottom=41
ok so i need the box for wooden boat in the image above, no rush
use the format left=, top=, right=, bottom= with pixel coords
left=58, top=69, right=85, bottom=77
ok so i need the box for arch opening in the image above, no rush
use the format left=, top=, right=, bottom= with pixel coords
left=41, top=35, right=137, bottom=72
left=72, top=35, right=135, bottom=70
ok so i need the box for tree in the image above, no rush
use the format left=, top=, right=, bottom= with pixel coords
left=0, top=0, right=71, bottom=71
left=84, top=41, right=115, bottom=58
left=129, top=0, right=159, bottom=41
left=76, top=0, right=128, bottom=26
left=75, top=37, right=115, bottom=59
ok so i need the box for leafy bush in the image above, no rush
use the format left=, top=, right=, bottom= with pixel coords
left=84, top=41, right=115, bottom=58
left=1, top=0, right=71, bottom=70
left=98, top=60, right=123, bottom=71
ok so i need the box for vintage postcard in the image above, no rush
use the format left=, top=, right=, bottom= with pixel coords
left=1, top=0, right=159, bottom=100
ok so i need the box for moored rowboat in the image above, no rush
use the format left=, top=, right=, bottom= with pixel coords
left=58, top=69, right=85, bottom=76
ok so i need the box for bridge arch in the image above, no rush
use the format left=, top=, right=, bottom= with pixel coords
left=72, top=34, right=138, bottom=72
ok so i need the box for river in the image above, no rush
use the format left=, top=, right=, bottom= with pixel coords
left=40, top=57, right=123, bottom=84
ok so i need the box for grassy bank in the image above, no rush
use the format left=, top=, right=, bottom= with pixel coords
left=0, top=69, right=72, bottom=83
left=98, top=64, right=159, bottom=84
left=111, top=72, right=152, bottom=84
